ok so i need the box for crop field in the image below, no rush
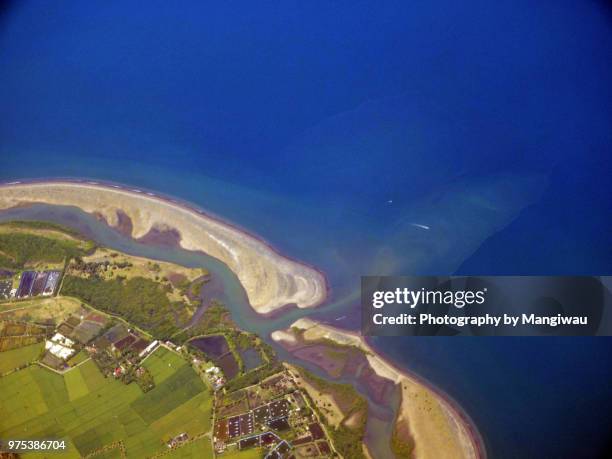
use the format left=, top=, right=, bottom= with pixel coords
left=0, top=334, right=42, bottom=352
left=64, top=364, right=90, bottom=401
left=0, top=321, right=46, bottom=336
left=131, top=365, right=206, bottom=424
left=67, top=350, right=90, bottom=367
left=220, top=448, right=265, bottom=459
left=1, top=322, right=28, bottom=335
left=165, top=437, right=214, bottom=458
left=0, top=356, right=213, bottom=458
left=141, top=346, right=187, bottom=383
left=0, top=341, right=43, bottom=374
left=150, top=390, right=213, bottom=439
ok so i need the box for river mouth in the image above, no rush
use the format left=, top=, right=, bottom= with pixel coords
left=0, top=201, right=403, bottom=458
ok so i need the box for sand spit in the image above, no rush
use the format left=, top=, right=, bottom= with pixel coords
left=275, top=318, right=482, bottom=459
left=0, top=181, right=327, bottom=313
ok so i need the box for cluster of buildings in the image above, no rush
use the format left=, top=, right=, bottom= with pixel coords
left=166, top=432, right=189, bottom=449
left=91, top=324, right=152, bottom=356
left=41, top=310, right=108, bottom=370
left=213, top=372, right=333, bottom=458
left=45, top=332, right=76, bottom=360
left=204, top=365, right=226, bottom=390
left=90, top=324, right=156, bottom=374
left=38, top=308, right=159, bottom=377
left=109, top=339, right=159, bottom=379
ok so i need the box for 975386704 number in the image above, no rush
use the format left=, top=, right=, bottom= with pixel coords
left=1, top=439, right=67, bottom=452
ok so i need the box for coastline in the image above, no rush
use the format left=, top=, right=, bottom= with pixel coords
left=369, top=338, right=486, bottom=459
left=272, top=318, right=485, bottom=459
left=0, top=179, right=328, bottom=314
left=1, top=177, right=485, bottom=458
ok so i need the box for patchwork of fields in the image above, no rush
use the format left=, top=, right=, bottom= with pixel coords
left=0, top=341, right=43, bottom=374
left=0, top=348, right=214, bottom=458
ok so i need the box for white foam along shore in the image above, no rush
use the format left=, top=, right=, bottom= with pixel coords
left=0, top=181, right=327, bottom=314
left=273, top=318, right=483, bottom=459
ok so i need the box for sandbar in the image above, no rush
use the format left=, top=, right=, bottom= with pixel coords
left=273, top=318, right=483, bottom=459
left=0, top=180, right=327, bottom=314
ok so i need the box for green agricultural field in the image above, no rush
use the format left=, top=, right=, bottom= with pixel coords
left=142, top=346, right=187, bottom=384
left=67, top=350, right=89, bottom=367
left=150, top=391, right=213, bottom=440
left=0, top=341, right=43, bottom=374
left=80, top=444, right=122, bottom=459
left=165, top=437, right=214, bottom=458
left=221, top=448, right=266, bottom=459
left=131, top=364, right=206, bottom=424
left=64, top=366, right=90, bottom=401
left=0, top=356, right=213, bottom=458
left=79, top=359, right=108, bottom=392
left=0, top=366, right=49, bottom=427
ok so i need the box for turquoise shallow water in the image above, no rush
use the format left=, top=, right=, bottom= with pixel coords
left=2, top=0, right=612, bottom=457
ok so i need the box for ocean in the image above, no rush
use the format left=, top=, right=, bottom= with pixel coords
left=1, top=1, right=612, bottom=457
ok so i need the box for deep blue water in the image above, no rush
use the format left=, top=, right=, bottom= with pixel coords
left=1, top=1, right=612, bottom=458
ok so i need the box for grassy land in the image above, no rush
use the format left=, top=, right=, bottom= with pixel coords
left=0, top=221, right=95, bottom=270
left=0, top=341, right=43, bottom=374
left=0, top=296, right=84, bottom=324
left=131, top=365, right=206, bottom=424
left=142, top=347, right=187, bottom=384
left=64, top=365, right=90, bottom=401
left=75, top=248, right=206, bottom=302
left=0, top=220, right=87, bottom=240
left=149, top=391, right=213, bottom=440
left=0, top=334, right=44, bottom=352
left=67, top=350, right=90, bottom=367
left=165, top=437, right=214, bottom=458
left=0, top=357, right=213, bottom=458
left=220, top=448, right=265, bottom=459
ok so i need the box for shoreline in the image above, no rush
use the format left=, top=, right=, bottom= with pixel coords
left=367, top=336, right=486, bottom=459
left=1, top=177, right=485, bottom=458
left=0, top=178, right=328, bottom=314
left=273, top=318, right=485, bottom=459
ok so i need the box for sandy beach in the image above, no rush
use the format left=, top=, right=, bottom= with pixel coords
left=0, top=180, right=327, bottom=314
left=273, top=318, right=483, bottom=459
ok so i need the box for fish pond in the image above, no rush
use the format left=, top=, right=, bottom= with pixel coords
left=189, top=335, right=240, bottom=379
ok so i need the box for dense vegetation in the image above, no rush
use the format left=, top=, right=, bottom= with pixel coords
left=223, top=360, right=283, bottom=392
left=0, top=221, right=94, bottom=269
left=295, top=366, right=368, bottom=459
left=172, top=302, right=236, bottom=344
left=61, top=275, right=189, bottom=338
left=391, top=421, right=415, bottom=458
